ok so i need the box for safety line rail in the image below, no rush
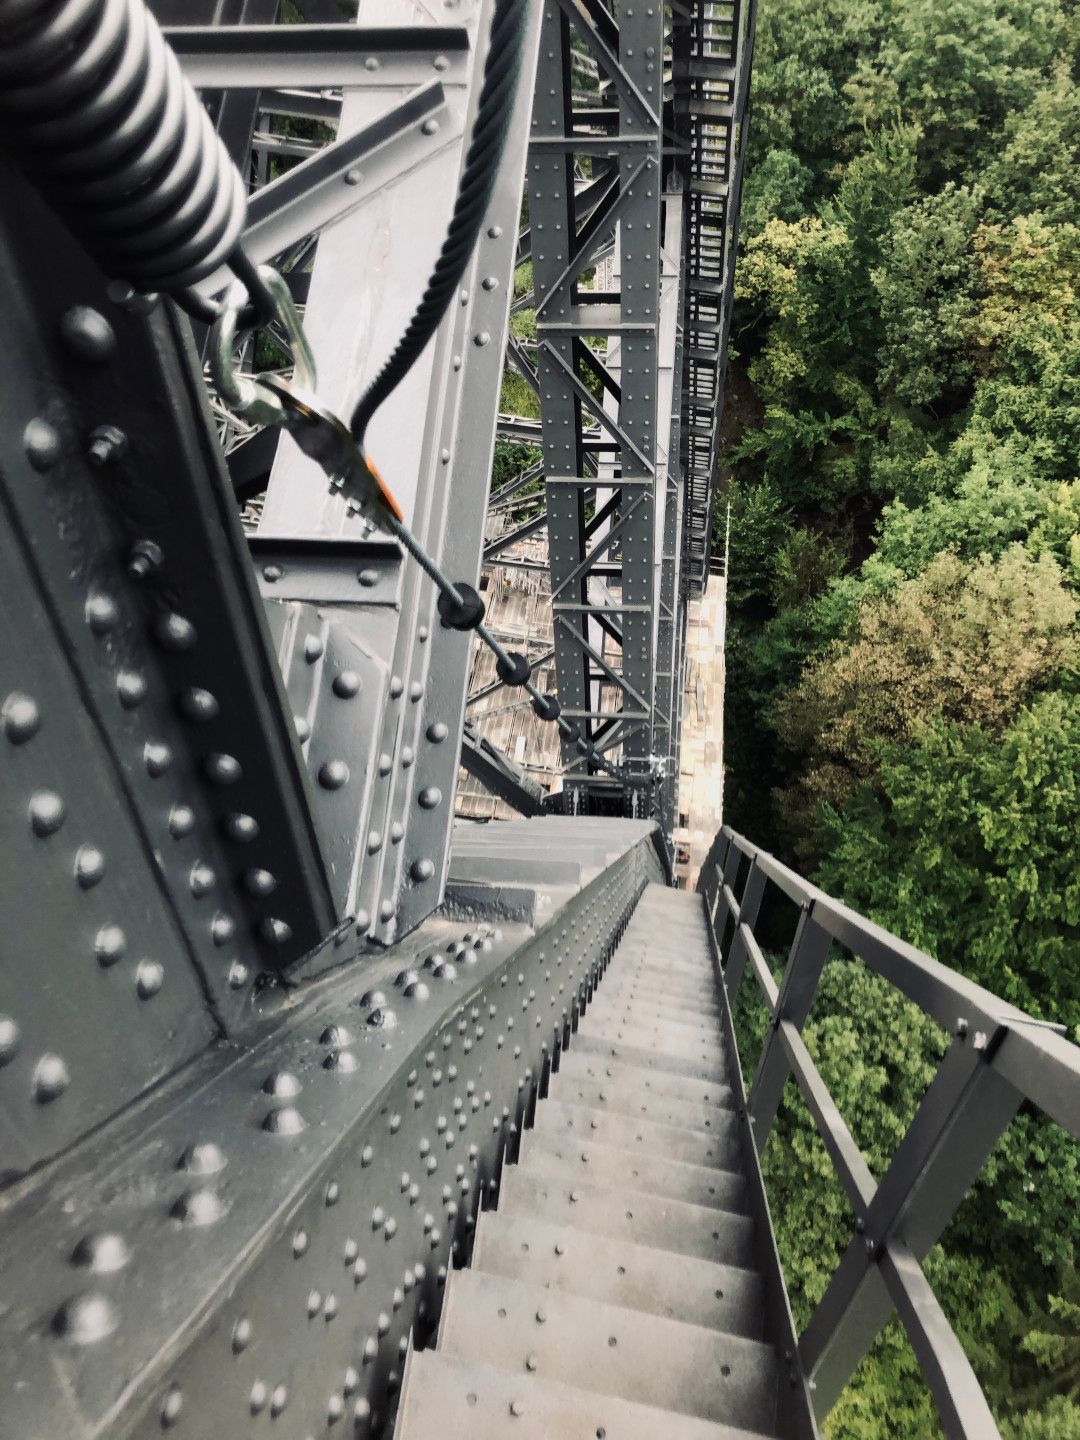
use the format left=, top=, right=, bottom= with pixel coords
left=699, top=826, right=1080, bottom=1440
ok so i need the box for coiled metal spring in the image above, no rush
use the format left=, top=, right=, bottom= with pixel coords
left=0, top=0, right=246, bottom=293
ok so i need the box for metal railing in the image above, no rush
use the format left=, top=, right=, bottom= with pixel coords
left=699, top=826, right=1080, bottom=1440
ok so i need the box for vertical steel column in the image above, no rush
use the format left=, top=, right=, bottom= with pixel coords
left=611, top=0, right=664, bottom=797
left=529, top=9, right=592, bottom=760
left=529, top=0, right=665, bottom=817
left=653, top=188, right=687, bottom=834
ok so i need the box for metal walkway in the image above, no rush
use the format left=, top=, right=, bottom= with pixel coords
left=394, top=884, right=800, bottom=1439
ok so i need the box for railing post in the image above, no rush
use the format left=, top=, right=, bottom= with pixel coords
left=723, top=856, right=765, bottom=1009
left=716, top=835, right=744, bottom=952
left=800, top=1033, right=1021, bottom=1412
left=700, top=829, right=729, bottom=924
left=747, top=899, right=832, bottom=1155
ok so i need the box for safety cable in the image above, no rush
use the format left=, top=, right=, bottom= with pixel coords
left=348, top=0, right=528, bottom=448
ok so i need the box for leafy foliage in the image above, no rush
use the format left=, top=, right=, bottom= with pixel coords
left=722, top=1, right=1080, bottom=1431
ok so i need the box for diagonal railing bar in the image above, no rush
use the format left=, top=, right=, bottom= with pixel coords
left=699, top=825, right=1080, bottom=1440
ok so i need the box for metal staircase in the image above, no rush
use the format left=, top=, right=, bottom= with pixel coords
left=393, top=884, right=811, bottom=1439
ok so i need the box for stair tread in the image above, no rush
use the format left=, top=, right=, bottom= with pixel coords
left=533, top=1097, right=736, bottom=1168
left=548, top=1069, right=734, bottom=1132
left=597, top=981, right=721, bottom=1014
left=520, top=1126, right=746, bottom=1211
left=578, top=1015, right=728, bottom=1069
left=587, top=996, right=724, bottom=1040
left=395, top=1351, right=779, bottom=1440
left=556, top=1049, right=733, bottom=1108
left=437, top=1269, right=779, bottom=1431
left=571, top=1029, right=729, bottom=1084
left=472, top=1207, right=764, bottom=1334
left=498, top=1166, right=755, bottom=1267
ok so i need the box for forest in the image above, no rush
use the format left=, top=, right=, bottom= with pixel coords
left=722, top=0, right=1080, bottom=1434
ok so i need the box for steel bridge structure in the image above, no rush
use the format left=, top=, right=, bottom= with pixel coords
left=0, top=4, right=1077, bottom=1440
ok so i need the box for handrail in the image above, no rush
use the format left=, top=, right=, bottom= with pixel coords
left=698, top=825, right=1080, bottom=1440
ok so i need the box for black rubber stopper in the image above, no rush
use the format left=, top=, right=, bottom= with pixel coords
left=532, top=693, right=561, bottom=722
left=496, top=650, right=531, bottom=687
left=437, top=582, right=485, bottom=632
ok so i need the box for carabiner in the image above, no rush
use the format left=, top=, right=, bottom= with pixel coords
left=208, top=265, right=318, bottom=427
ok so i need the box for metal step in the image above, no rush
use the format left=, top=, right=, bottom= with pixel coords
left=392, top=883, right=797, bottom=1440
left=436, top=1270, right=780, bottom=1432
left=472, top=1207, right=765, bottom=1335
left=519, top=1126, right=746, bottom=1212
left=578, top=1015, right=731, bottom=1073
left=571, top=1028, right=730, bottom=1084
left=585, top=995, right=724, bottom=1042
left=529, top=1096, right=738, bottom=1168
left=594, top=980, right=723, bottom=1018
left=496, top=1166, right=755, bottom=1268
left=554, top=1048, right=734, bottom=1109
left=547, top=1066, right=734, bottom=1133
left=396, top=1350, right=778, bottom=1439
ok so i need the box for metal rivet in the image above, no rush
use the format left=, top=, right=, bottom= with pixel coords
left=71, top=1232, right=129, bottom=1274
left=3, top=691, right=40, bottom=743
left=189, top=861, right=215, bottom=897
left=223, top=812, right=259, bottom=843
left=60, top=306, right=116, bottom=361
left=117, top=671, right=148, bottom=709
left=418, top=786, right=442, bottom=809
left=303, top=633, right=323, bottom=661
left=319, top=760, right=350, bottom=790
left=263, top=1070, right=301, bottom=1098
left=411, top=858, right=436, bottom=882
left=232, top=1317, right=252, bottom=1353
left=426, top=721, right=448, bottom=743
left=179, top=1141, right=226, bottom=1175
left=169, top=805, right=196, bottom=839
left=24, top=418, right=62, bottom=471
left=52, top=1292, right=116, bottom=1344
left=244, top=868, right=277, bottom=898
left=144, top=741, right=173, bottom=777
left=171, top=1187, right=223, bottom=1226
left=75, top=845, right=106, bottom=888
left=136, top=961, right=165, bottom=999
left=211, top=912, right=235, bottom=947
left=29, top=789, right=65, bottom=837
left=154, top=613, right=197, bottom=652
left=85, top=593, right=120, bottom=634
left=204, top=753, right=242, bottom=786
left=179, top=687, right=218, bottom=722
left=333, top=670, right=362, bottom=698
left=262, top=1106, right=306, bottom=1135
left=0, top=1016, right=21, bottom=1067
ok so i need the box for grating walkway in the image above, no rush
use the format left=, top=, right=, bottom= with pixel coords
left=394, top=885, right=795, bottom=1438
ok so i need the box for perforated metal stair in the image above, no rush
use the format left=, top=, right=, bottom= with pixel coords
left=393, top=884, right=809, bottom=1439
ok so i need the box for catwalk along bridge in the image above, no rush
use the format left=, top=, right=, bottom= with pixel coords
left=0, top=4, right=1076, bottom=1440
